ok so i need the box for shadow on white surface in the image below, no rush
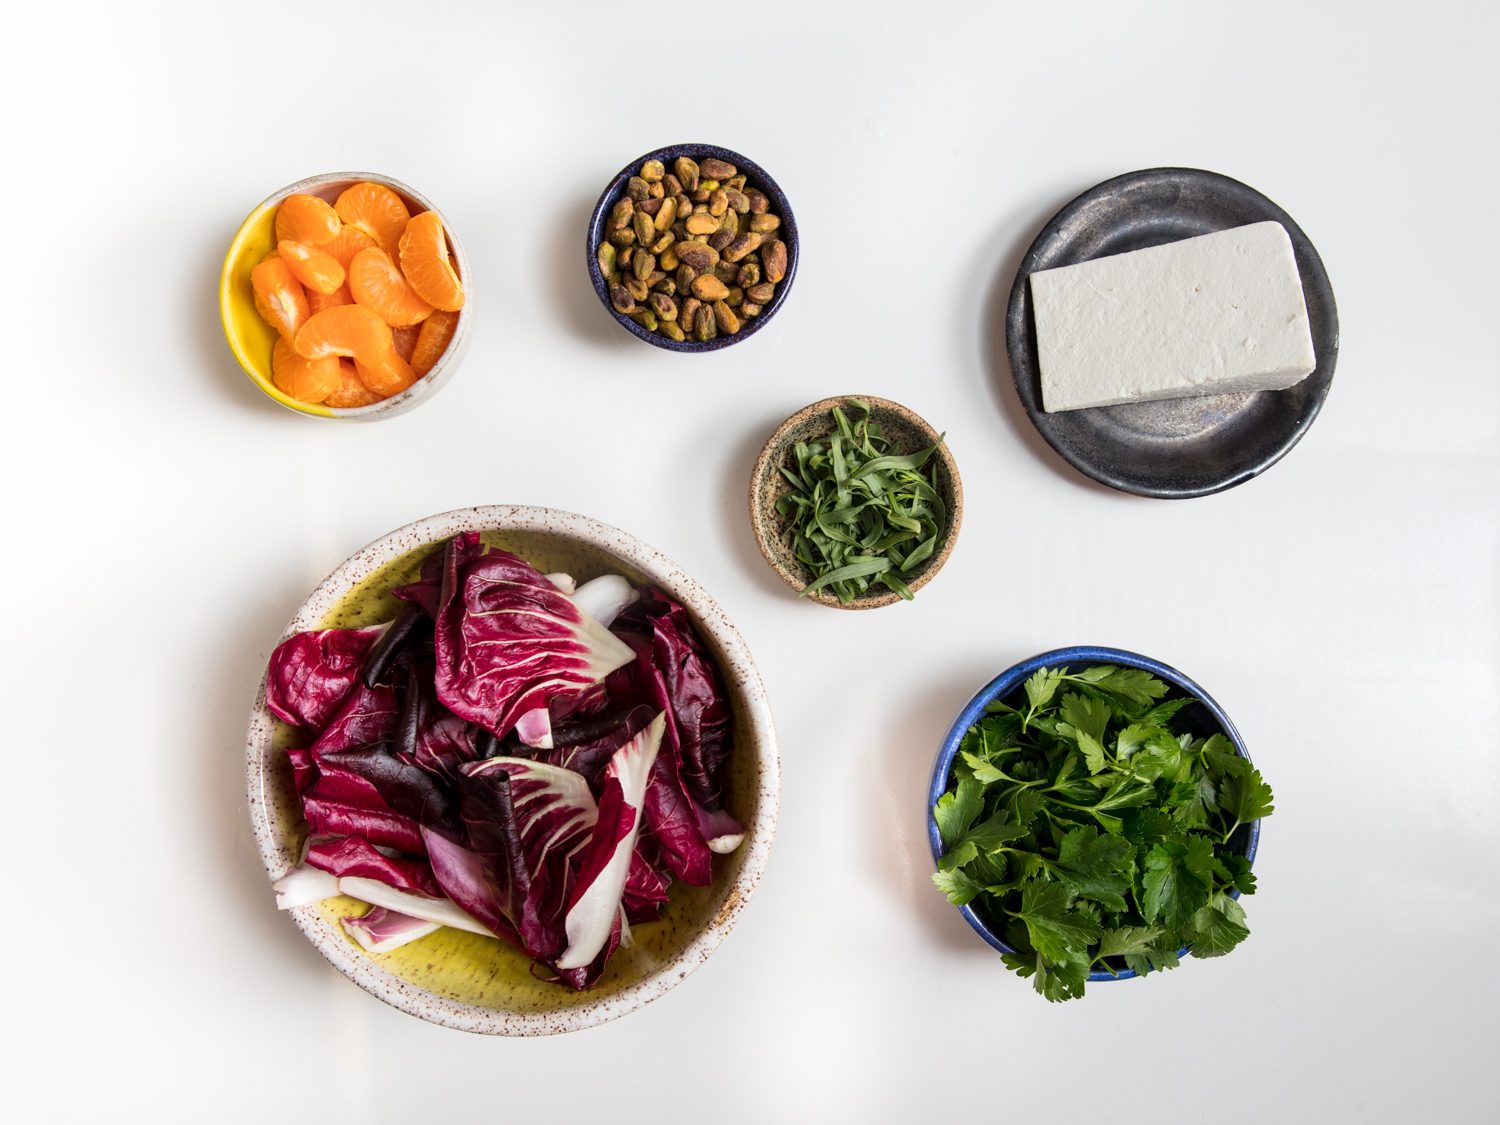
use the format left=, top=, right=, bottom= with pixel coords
left=186, top=595, right=332, bottom=979
left=872, top=656, right=1013, bottom=953
left=716, top=407, right=811, bottom=601
left=972, top=184, right=1127, bottom=501
left=546, top=188, right=640, bottom=352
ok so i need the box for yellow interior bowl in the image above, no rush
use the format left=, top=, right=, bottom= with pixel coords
left=245, top=507, right=779, bottom=1034
left=219, top=172, right=472, bottom=420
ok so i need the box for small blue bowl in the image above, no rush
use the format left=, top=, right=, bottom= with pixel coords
left=927, top=646, right=1262, bottom=983
left=586, top=143, right=799, bottom=352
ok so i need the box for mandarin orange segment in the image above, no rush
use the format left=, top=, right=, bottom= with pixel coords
left=278, top=239, right=345, bottom=296
left=409, top=309, right=459, bottom=376
left=398, top=211, right=465, bottom=312
left=335, top=182, right=409, bottom=258
left=271, top=337, right=341, bottom=403
left=355, top=350, right=418, bottom=398
left=348, top=246, right=433, bottom=327
left=294, top=304, right=394, bottom=365
left=274, top=194, right=341, bottom=245
left=321, top=226, right=376, bottom=269
left=251, top=256, right=309, bottom=340
left=308, top=282, right=353, bottom=314
left=324, top=359, right=383, bottom=408
left=392, top=324, right=419, bottom=363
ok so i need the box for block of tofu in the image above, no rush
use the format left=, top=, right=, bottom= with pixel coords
left=1031, top=221, right=1317, bottom=412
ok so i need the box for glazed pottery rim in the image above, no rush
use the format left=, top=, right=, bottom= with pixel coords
left=585, top=143, right=799, bottom=352
left=1004, top=165, right=1339, bottom=498
left=244, top=504, right=781, bottom=1035
left=220, top=170, right=474, bottom=420
left=926, top=645, right=1261, bottom=982
left=749, top=394, right=964, bottom=610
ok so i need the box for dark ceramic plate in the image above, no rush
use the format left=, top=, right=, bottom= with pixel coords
left=1006, top=168, right=1338, bottom=498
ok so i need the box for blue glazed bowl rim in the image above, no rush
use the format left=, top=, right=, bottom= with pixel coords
left=926, top=645, right=1262, bottom=983
left=585, top=143, right=799, bottom=352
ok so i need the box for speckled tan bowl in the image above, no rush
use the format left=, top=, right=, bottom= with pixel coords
left=749, top=395, right=964, bottom=610
left=220, top=171, right=472, bottom=420
left=245, top=506, right=779, bottom=1034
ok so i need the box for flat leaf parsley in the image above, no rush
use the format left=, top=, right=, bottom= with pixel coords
left=932, top=664, right=1274, bottom=1001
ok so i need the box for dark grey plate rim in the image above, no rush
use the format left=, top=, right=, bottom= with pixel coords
left=1005, top=167, right=1339, bottom=499
left=585, top=143, right=799, bottom=353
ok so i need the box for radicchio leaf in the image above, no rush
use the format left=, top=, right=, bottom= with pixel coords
left=612, top=590, right=745, bottom=857
left=404, top=673, right=482, bottom=784
left=341, top=907, right=439, bottom=953
left=458, top=757, right=599, bottom=960
left=639, top=740, right=715, bottom=885
left=266, top=625, right=386, bottom=730
left=272, top=863, right=339, bottom=910
left=541, top=704, right=656, bottom=789
left=623, top=849, right=671, bottom=924
left=306, top=836, right=442, bottom=897
left=309, top=681, right=400, bottom=756
left=558, top=713, right=665, bottom=970
left=571, top=574, right=638, bottom=628
left=419, top=826, right=524, bottom=947
left=336, top=875, right=494, bottom=938
left=360, top=602, right=426, bottom=688
left=432, top=536, right=636, bottom=740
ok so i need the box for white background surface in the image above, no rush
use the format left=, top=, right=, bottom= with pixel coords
left=4, top=2, right=1497, bottom=1121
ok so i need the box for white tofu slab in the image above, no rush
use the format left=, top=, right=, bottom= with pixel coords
left=1031, top=221, right=1317, bottom=412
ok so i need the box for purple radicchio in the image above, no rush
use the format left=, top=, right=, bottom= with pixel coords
left=437, top=712, right=665, bottom=986
left=557, top=712, right=664, bottom=969
left=305, top=836, right=442, bottom=897
left=608, top=589, right=744, bottom=879
left=430, top=534, right=636, bottom=741
left=264, top=534, right=739, bottom=990
left=266, top=624, right=386, bottom=730
left=340, top=907, right=440, bottom=954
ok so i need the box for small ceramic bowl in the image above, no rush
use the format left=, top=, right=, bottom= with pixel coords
left=586, top=143, right=799, bottom=351
left=220, top=171, right=473, bottom=420
left=749, top=395, right=963, bottom=609
left=245, top=506, right=780, bottom=1034
left=927, top=646, right=1263, bottom=982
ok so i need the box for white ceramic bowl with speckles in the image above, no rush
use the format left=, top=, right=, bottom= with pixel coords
left=245, top=505, right=779, bottom=1034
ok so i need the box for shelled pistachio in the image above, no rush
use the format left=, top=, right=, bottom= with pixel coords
left=596, top=153, right=789, bottom=342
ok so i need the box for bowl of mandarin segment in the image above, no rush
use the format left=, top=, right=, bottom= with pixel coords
left=246, top=505, right=779, bottom=1034
left=587, top=144, right=798, bottom=350
left=220, top=172, right=470, bottom=419
left=748, top=396, right=962, bottom=609
left=928, top=647, right=1275, bottom=1002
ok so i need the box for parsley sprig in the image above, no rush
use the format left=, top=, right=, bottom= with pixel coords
left=775, top=399, right=946, bottom=604
left=932, top=664, right=1274, bottom=1001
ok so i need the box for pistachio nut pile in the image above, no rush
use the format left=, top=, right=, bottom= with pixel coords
left=597, top=155, right=789, bottom=343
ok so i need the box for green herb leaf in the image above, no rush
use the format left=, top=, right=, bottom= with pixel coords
left=1012, top=883, right=1103, bottom=963
left=1023, top=667, right=1063, bottom=714
left=934, top=777, right=981, bottom=849
left=931, top=867, right=984, bottom=906
left=1096, top=925, right=1166, bottom=960
left=1185, top=893, right=1250, bottom=957
left=1070, top=665, right=1169, bottom=707
left=1142, top=838, right=1212, bottom=929
left=1219, top=767, right=1276, bottom=832
left=1004, top=949, right=1091, bottom=1002
left=1055, top=827, right=1135, bottom=913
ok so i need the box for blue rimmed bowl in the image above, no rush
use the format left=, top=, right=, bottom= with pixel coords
left=586, top=143, right=799, bottom=352
left=926, top=645, right=1262, bottom=983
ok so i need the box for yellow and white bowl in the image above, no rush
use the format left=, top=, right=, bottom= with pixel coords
left=220, top=171, right=472, bottom=420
